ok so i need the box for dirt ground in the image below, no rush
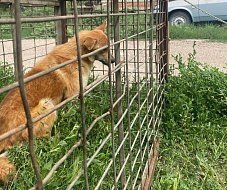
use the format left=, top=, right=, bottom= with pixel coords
left=0, top=39, right=226, bottom=74
left=170, top=40, right=227, bottom=72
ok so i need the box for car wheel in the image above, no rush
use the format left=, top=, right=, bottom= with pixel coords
left=169, top=11, right=191, bottom=26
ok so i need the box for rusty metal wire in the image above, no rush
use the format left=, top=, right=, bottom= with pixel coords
left=12, top=1, right=43, bottom=189
left=0, top=0, right=168, bottom=189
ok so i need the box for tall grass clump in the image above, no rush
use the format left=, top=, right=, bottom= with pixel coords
left=170, top=24, right=227, bottom=42
left=166, top=51, right=227, bottom=126
left=153, top=49, right=227, bottom=189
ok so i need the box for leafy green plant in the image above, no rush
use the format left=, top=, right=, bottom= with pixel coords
left=165, top=48, right=227, bottom=126
left=152, top=49, right=227, bottom=189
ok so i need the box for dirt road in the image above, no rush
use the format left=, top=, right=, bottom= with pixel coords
left=170, top=40, right=227, bottom=72
left=0, top=39, right=226, bottom=73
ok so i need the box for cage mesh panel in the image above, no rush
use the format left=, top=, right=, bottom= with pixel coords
left=0, top=0, right=168, bottom=189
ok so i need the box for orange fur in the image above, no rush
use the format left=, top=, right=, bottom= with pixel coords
left=0, top=22, right=113, bottom=182
left=0, top=157, right=16, bottom=182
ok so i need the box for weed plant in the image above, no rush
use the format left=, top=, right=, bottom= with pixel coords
left=152, top=50, right=227, bottom=189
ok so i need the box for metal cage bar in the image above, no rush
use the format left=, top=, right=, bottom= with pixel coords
left=12, top=0, right=43, bottom=189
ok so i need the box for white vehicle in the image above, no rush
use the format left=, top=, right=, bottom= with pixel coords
left=168, top=0, right=227, bottom=25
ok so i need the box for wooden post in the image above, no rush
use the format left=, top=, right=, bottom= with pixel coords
left=55, top=0, right=67, bottom=44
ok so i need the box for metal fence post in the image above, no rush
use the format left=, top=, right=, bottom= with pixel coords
left=163, top=0, right=169, bottom=82
left=67, top=1, right=90, bottom=189
left=113, top=0, right=126, bottom=188
left=10, top=3, right=18, bottom=81
left=158, top=0, right=169, bottom=84
left=13, top=0, right=43, bottom=189
left=107, top=0, right=117, bottom=188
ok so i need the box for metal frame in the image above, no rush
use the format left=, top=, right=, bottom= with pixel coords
left=0, top=0, right=169, bottom=189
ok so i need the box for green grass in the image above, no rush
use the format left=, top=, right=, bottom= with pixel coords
left=152, top=51, right=227, bottom=189
left=1, top=52, right=226, bottom=189
left=1, top=50, right=227, bottom=189
left=170, top=24, right=227, bottom=42
left=0, top=72, right=151, bottom=189
left=1, top=5, right=227, bottom=187
left=0, top=62, right=14, bottom=101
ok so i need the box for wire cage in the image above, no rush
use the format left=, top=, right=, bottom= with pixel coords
left=0, top=0, right=168, bottom=189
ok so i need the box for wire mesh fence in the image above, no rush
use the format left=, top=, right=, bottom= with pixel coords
left=0, top=0, right=168, bottom=189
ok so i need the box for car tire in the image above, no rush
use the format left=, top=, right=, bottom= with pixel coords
left=169, top=11, right=192, bottom=26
